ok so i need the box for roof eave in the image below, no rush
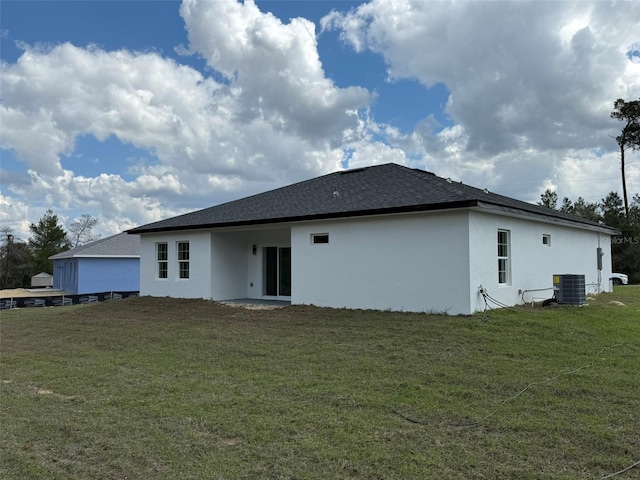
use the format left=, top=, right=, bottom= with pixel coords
left=475, top=201, right=621, bottom=235
left=127, top=200, right=480, bottom=234
left=127, top=197, right=622, bottom=236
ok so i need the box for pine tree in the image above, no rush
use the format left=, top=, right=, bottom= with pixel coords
left=28, top=209, right=70, bottom=274
left=600, top=192, right=625, bottom=229
left=610, top=98, right=640, bottom=220
left=537, top=188, right=558, bottom=209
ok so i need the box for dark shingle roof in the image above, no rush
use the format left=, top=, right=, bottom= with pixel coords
left=128, top=163, right=615, bottom=234
left=49, top=233, right=140, bottom=259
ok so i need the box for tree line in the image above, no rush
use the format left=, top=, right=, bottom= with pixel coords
left=538, top=190, right=640, bottom=283
left=555, top=96, right=640, bottom=283
left=0, top=210, right=98, bottom=288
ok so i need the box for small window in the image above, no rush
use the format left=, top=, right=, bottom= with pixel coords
left=542, top=234, right=551, bottom=246
left=177, top=241, right=190, bottom=279
left=156, top=242, right=168, bottom=279
left=497, top=229, right=510, bottom=285
left=311, top=233, right=329, bottom=244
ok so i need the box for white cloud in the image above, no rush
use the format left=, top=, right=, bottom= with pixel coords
left=179, top=0, right=370, bottom=143
left=1, top=0, right=375, bottom=237
left=323, top=0, right=640, bottom=204
left=0, top=192, right=31, bottom=239
left=2, top=0, right=639, bottom=241
left=1, top=43, right=221, bottom=176
left=323, top=0, right=640, bottom=151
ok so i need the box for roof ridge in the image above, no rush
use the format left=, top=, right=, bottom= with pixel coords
left=71, top=232, right=123, bottom=252
left=50, top=232, right=140, bottom=259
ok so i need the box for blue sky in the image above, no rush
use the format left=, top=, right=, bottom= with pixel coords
left=1, top=0, right=639, bottom=239
left=1, top=1, right=448, bottom=130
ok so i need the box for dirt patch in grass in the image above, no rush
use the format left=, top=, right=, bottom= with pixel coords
left=0, top=288, right=68, bottom=298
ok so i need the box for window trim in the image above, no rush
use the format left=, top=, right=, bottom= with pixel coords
left=497, top=229, right=511, bottom=286
left=156, top=242, right=168, bottom=279
left=177, top=241, right=190, bottom=280
left=311, top=233, right=329, bottom=244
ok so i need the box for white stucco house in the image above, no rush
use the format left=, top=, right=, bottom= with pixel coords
left=128, top=163, right=618, bottom=315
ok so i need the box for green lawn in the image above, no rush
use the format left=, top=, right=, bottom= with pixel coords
left=1, top=288, right=639, bottom=479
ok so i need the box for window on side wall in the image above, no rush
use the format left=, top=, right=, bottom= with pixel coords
left=177, top=241, right=190, bottom=279
left=311, top=233, right=329, bottom=244
left=497, top=229, right=510, bottom=285
left=156, top=242, right=168, bottom=279
left=542, top=234, right=551, bottom=246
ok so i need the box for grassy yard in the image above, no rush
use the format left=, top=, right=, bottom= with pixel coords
left=1, top=288, right=639, bottom=479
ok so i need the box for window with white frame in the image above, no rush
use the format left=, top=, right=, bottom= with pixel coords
left=497, top=229, right=510, bottom=285
left=156, top=242, right=168, bottom=279
left=177, top=241, right=190, bottom=279
left=542, top=234, right=551, bottom=246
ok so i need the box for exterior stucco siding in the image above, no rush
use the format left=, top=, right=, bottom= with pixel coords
left=291, top=212, right=472, bottom=314
left=468, top=211, right=613, bottom=312
left=139, top=231, right=212, bottom=299
left=210, top=231, right=249, bottom=300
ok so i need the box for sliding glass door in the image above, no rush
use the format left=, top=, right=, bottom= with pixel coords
left=264, top=247, right=291, bottom=296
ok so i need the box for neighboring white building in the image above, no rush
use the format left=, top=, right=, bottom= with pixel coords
left=31, top=272, right=53, bottom=288
left=128, top=164, right=618, bottom=315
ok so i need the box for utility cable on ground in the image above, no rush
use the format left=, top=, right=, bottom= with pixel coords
left=600, top=459, right=640, bottom=479
left=392, top=343, right=638, bottom=429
